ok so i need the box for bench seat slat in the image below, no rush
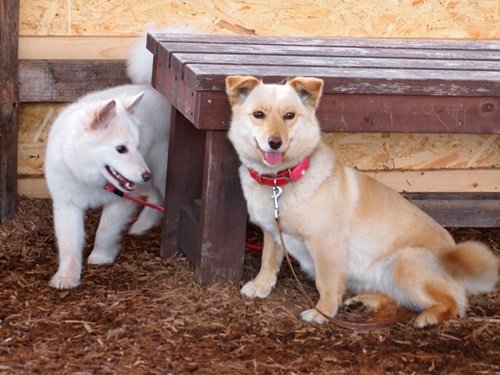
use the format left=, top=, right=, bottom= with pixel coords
left=150, top=34, right=500, bottom=52
left=171, top=52, right=500, bottom=73
left=182, top=64, right=500, bottom=96
left=160, top=42, right=500, bottom=63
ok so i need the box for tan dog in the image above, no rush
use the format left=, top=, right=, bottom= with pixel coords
left=225, top=75, right=499, bottom=328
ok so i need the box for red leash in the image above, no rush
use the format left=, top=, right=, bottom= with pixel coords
left=104, top=184, right=262, bottom=252
left=104, top=184, right=165, bottom=212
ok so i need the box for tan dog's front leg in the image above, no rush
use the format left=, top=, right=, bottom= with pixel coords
left=241, top=230, right=284, bottom=298
left=300, top=239, right=346, bottom=324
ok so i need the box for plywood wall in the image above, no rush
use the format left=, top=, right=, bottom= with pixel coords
left=19, top=0, right=500, bottom=37
left=17, top=0, right=500, bottom=195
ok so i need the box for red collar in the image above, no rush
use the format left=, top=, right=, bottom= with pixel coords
left=248, top=157, right=310, bottom=186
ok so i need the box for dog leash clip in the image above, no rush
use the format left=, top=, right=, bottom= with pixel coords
left=271, top=184, right=283, bottom=219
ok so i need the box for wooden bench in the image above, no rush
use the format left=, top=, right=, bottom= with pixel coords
left=147, top=34, right=500, bottom=284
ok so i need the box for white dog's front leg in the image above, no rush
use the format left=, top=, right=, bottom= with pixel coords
left=50, top=203, right=85, bottom=289
left=88, top=200, right=136, bottom=265
left=241, top=230, right=284, bottom=298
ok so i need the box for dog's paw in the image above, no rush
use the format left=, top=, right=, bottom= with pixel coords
left=128, top=219, right=151, bottom=236
left=50, top=273, right=80, bottom=289
left=344, top=293, right=396, bottom=312
left=128, top=224, right=147, bottom=236
left=343, top=295, right=379, bottom=312
left=87, top=250, right=116, bottom=265
left=300, top=308, right=330, bottom=325
left=129, top=208, right=161, bottom=236
left=413, top=310, right=439, bottom=328
left=343, top=296, right=364, bottom=307
left=240, top=280, right=273, bottom=299
left=128, top=217, right=157, bottom=236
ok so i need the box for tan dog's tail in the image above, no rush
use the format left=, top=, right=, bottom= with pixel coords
left=440, top=241, right=499, bottom=294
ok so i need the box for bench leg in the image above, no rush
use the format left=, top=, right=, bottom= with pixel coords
left=161, top=110, right=247, bottom=284
left=194, top=130, right=247, bottom=284
left=160, top=108, right=205, bottom=258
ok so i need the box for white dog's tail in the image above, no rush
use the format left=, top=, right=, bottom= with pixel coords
left=439, top=241, right=499, bottom=294
left=127, top=24, right=202, bottom=85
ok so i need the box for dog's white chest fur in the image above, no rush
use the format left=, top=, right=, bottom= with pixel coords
left=239, top=167, right=317, bottom=277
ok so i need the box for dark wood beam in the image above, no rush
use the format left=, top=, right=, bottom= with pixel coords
left=0, top=0, right=20, bottom=223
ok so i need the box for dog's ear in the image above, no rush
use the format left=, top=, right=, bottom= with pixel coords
left=288, top=77, right=324, bottom=110
left=91, top=100, right=116, bottom=130
left=124, top=91, right=144, bottom=113
left=225, top=75, right=261, bottom=107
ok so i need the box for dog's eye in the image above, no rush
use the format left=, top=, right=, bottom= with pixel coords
left=116, top=145, right=128, bottom=154
left=252, top=111, right=265, bottom=119
left=284, top=112, right=295, bottom=120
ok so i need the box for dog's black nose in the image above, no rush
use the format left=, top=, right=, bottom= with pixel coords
left=142, top=171, right=152, bottom=182
left=268, top=136, right=282, bottom=150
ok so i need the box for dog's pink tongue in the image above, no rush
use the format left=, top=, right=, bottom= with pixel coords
left=264, top=152, right=283, bottom=166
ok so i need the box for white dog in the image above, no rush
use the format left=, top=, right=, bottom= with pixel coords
left=46, top=25, right=196, bottom=289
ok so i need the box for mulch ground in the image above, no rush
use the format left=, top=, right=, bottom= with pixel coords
left=1, top=197, right=499, bottom=374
